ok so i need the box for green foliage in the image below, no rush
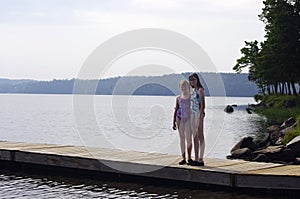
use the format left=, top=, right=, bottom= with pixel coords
left=256, top=106, right=300, bottom=123
left=233, top=41, right=260, bottom=74
left=236, top=1, right=300, bottom=142
left=255, top=95, right=300, bottom=123
left=234, top=0, right=300, bottom=95
left=283, top=115, right=300, bottom=144
left=260, top=95, right=300, bottom=107
left=254, top=94, right=264, bottom=102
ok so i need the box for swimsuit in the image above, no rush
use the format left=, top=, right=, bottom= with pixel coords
left=191, top=89, right=201, bottom=115
left=176, top=95, right=191, bottom=122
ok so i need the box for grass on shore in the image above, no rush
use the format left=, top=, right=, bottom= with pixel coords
left=254, top=94, right=300, bottom=144
left=254, top=94, right=300, bottom=123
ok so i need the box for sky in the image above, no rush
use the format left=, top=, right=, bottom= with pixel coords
left=0, top=0, right=265, bottom=80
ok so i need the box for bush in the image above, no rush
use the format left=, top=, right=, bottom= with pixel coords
left=254, top=94, right=263, bottom=102
left=260, top=95, right=300, bottom=107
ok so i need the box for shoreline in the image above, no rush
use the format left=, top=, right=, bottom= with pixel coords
left=228, top=95, right=300, bottom=164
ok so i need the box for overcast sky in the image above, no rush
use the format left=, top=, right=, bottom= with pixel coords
left=0, top=0, right=265, bottom=80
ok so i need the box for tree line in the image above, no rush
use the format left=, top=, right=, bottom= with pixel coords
left=0, top=73, right=258, bottom=97
left=234, top=0, right=300, bottom=95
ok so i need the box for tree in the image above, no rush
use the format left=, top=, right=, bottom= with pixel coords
left=234, top=0, right=300, bottom=95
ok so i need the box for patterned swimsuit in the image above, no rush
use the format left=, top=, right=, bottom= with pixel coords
left=191, top=89, right=201, bottom=115
left=176, top=95, right=191, bottom=122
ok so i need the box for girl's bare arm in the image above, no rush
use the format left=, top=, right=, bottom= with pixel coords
left=172, top=97, right=179, bottom=130
left=199, top=88, right=205, bottom=117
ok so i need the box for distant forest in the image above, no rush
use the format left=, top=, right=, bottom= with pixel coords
left=0, top=73, right=258, bottom=97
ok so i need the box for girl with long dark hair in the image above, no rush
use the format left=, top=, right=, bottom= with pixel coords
left=189, top=73, right=205, bottom=166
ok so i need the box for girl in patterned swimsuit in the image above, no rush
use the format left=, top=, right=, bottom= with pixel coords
left=189, top=73, right=205, bottom=166
left=172, top=80, right=193, bottom=165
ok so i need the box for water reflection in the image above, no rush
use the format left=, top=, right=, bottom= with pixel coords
left=0, top=170, right=274, bottom=199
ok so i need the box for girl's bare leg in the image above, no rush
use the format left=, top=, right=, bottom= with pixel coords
left=193, top=134, right=199, bottom=161
left=177, top=118, right=186, bottom=160
left=198, top=113, right=205, bottom=162
left=191, top=114, right=199, bottom=161
left=185, top=120, right=192, bottom=160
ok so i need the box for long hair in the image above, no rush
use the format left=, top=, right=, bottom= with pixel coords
left=189, top=73, right=204, bottom=89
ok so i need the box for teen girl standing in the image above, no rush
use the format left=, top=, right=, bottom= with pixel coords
left=189, top=73, right=205, bottom=166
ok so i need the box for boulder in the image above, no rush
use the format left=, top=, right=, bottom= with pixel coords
left=230, top=148, right=252, bottom=160
left=254, top=145, right=284, bottom=154
left=256, top=137, right=272, bottom=149
left=267, top=125, right=280, bottom=133
left=230, top=137, right=257, bottom=153
left=269, top=130, right=281, bottom=144
left=249, top=103, right=259, bottom=108
left=224, top=105, right=234, bottom=113
left=253, top=145, right=296, bottom=163
left=253, top=154, right=271, bottom=162
left=245, top=107, right=253, bottom=114
left=280, top=117, right=296, bottom=129
left=287, top=135, right=300, bottom=156
left=280, top=124, right=296, bottom=137
left=272, top=148, right=295, bottom=163
left=266, top=125, right=281, bottom=144
left=267, top=125, right=281, bottom=145
left=275, top=137, right=283, bottom=145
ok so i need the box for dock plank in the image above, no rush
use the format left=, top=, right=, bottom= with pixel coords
left=216, top=161, right=282, bottom=172
left=202, top=158, right=248, bottom=168
left=0, top=141, right=67, bottom=150
left=21, top=146, right=92, bottom=157
left=247, top=165, right=300, bottom=176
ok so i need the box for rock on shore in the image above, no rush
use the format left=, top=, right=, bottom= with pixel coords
left=227, top=117, right=300, bottom=164
left=224, top=105, right=234, bottom=113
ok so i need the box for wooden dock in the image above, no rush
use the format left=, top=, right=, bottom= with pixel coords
left=1, top=141, right=300, bottom=191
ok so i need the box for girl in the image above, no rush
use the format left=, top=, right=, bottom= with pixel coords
left=172, top=80, right=193, bottom=165
left=189, top=73, right=205, bottom=166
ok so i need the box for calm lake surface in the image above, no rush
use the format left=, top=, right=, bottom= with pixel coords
left=0, top=94, right=272, bottom=198
left=0, top=170, right=275, bottom=199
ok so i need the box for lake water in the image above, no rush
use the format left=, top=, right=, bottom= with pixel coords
left=0, top=94, right=271, bottom=198
left=0, top=170, right=273, bottom=199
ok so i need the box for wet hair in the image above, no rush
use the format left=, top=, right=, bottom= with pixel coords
left=178, top=79, right=190, bottom=91
left=188, top=73, right=204, bottom=89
